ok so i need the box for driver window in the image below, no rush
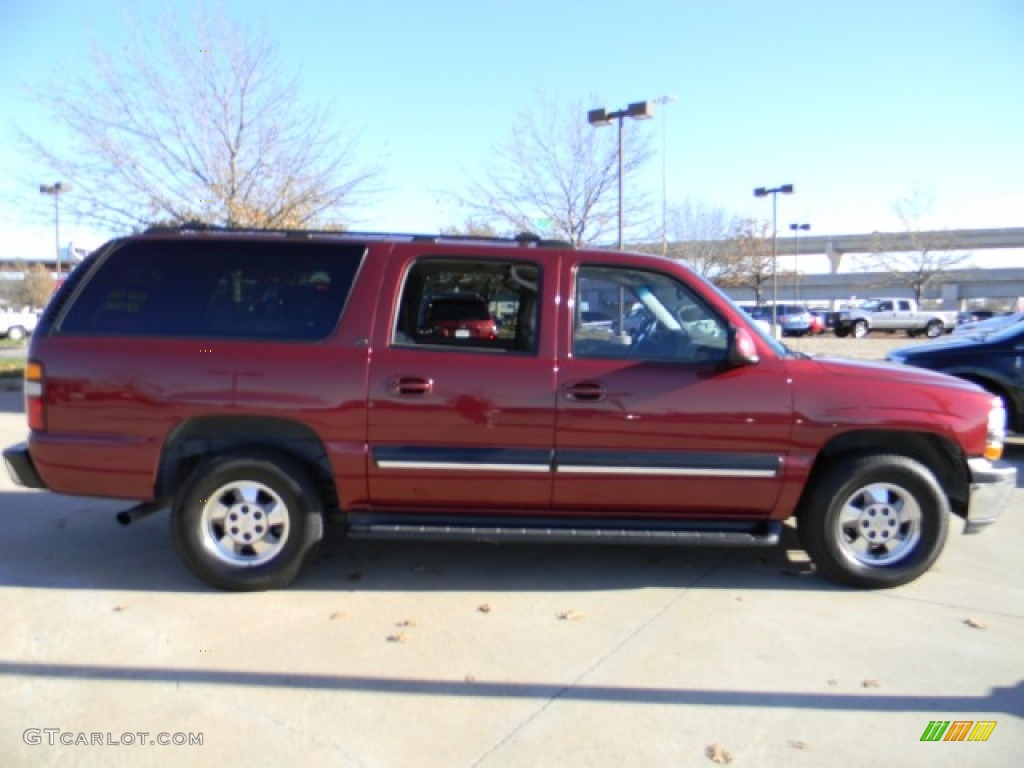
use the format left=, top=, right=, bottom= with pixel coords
left=573, top=266, right=728, bottom=363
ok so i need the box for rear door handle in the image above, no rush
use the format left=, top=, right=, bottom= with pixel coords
left=389, top=376, right=433, bottom=396
left=564, top=381, right=606, bottom=402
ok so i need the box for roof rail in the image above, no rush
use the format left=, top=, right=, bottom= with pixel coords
left=141, top=223, right=573, bottom=249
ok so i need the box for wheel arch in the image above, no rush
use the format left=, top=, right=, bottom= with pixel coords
left=157, top=416, right=340, bottom=513
left=800, top=429, right=970, bottom=521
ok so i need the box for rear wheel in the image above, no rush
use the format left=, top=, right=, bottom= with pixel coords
left=798, top=454, right=949, bottom=588
left=172, top=450, right=324, bottom=591
left=925, top=320, right=943, bottom=338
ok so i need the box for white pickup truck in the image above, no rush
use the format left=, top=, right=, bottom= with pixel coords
left=0, top=306, right=39, bottom=341
left=832, top=298, right=957, bottom=339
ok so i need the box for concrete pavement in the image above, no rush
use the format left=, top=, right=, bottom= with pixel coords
left=0, top=388, right=1021, bottom=766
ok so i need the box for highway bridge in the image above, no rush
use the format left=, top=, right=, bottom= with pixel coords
left=720, top=226, right=1024, bottom=307
left=771, top=226, right=1024, bottom=271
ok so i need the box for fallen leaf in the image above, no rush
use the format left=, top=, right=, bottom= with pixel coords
left=704, top=743, right=733, bottom=764
left=464, top=674, right=477, bottom=683
left=827, top=679, right=838, bottom=687
left=328, top=611, right=347, bottom=621
left=963, top=617, right=989, bottom=630
left=557, top=609, right=586, bottom=621
left=788, top=739, right=809, bottom=750
left=111, top=605, right=126, bottom=613
left=395, top=619, right=417, bottom=628
left=477, top=604, right=492, bottom=614
left=386, top=633, right=409, bottom=643
left=861, top=679, right=880, bottom=689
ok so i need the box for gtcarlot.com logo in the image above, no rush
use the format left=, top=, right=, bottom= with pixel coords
left=23, top=729, right=203, bottom=747
left=920, top=720, right=997, bottom=742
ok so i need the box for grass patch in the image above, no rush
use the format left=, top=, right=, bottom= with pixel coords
left=0, top=360, right=25, bottom=378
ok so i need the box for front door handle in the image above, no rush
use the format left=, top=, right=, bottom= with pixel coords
left=389, top=376, right=433, bottom=396
left=564, top=381, right=606, bottom=402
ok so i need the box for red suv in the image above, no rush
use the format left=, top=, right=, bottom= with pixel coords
left=3, top=227, right=1015, bottom=591
left=421, top=294, right=498, bottom=340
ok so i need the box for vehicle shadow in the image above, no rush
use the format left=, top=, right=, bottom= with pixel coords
left=2, top=444, right=1018, bottom=594
left=0, top=490, right=831, bottom=594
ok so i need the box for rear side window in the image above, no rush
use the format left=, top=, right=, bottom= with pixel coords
left=394, top=257, right=540, bottom=352
left=58, top=240, right=364, bottom=341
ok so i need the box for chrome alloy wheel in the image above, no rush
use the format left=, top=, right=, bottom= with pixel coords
left=835, top=482, right=922, bottom=566
left=200, top=480, right=291, bottom=566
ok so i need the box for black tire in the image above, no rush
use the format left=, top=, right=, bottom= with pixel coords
left=834, top=327, right=850, bottom=338
left=798, top=454, right=949, bottom=588
left=172, top=450, right=324, bottom=591
left=924, top=320, right=943, bottom=338
left=852, top=319, right=869, bottom=338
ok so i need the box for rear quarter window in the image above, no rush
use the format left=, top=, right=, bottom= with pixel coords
left=57, top=239, right=364, bottom=341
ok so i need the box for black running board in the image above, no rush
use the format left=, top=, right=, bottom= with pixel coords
left=346, top=516, right=782, bottom=547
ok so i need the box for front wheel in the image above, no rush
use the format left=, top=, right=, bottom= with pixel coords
left=6, top=326, right=25, bottom=341
left=798, top=454, right=949, bottom=588
left=172, top=450, right=324, bottom=591
left=852, top=319, right=869, bottom=338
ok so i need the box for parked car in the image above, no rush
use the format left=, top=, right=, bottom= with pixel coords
left=956, top=310, right=998, bottom=326
left=420, top=293, right=497, bottom=340
left=3, top=226, right=1014, bottom=591
left=750, top=304, right=814, bottom=336
left=887, top=321, right=1024, bottom=433
left=952, top=311, right=1023, bottom=337
left=0, top=305, right=39, bottom=341
left=578, top=310, right=617, bottom=335
left=808, top=310, right=826, bottom=335
left=739, top=306, right=775, bottom=337
left=832, top=298, right=957, bottom=338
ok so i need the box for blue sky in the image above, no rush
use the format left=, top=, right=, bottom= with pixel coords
left=1, top=0, right=1022, bottom=272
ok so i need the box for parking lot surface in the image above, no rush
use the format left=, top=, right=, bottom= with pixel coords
left=1, top=384, right=1021, bottom=766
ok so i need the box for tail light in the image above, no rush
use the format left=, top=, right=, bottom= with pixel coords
left=25, top=361, right=46, bottom=432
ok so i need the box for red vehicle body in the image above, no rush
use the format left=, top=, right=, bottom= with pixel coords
left=3, top=228, right=1015, bottom=591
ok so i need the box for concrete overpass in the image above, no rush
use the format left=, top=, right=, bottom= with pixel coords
left=724, top=266, right=1024, bottom=309
left=770, top=226, right=1024, bottom=272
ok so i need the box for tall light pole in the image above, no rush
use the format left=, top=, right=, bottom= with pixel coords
left=39, top=182, right=72, bottom=277
left=753, top=184, right=794, bottom=334
left=789, top=223, right=810, bottom=301
left=588, top=101, right=655, bottom=249
left=653, top=94, right=676, bottom=256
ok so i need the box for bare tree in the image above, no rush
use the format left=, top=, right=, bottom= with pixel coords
left=453, top=93, right=655, bottom=246
left=13, top=264, right=57, bottom=309
left=440, top=219, right=501, bottom=238
left=20, top=3, right=383, bottom=231
left=662, top=199, right=741, bottom=281
left=864, top=191, right=972, bottom=303
left=715, top=219, right=774, bottom=304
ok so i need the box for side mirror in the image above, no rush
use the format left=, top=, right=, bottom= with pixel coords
left=728, top=326, right=760, bottom=366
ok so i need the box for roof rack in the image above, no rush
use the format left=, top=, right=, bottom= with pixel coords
left=142, top=223, right=573, bottom=249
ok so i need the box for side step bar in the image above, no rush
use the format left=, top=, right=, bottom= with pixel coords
left=347, top=519, right=782, bottom=547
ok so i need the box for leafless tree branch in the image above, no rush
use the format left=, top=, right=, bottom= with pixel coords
left=18, top=2, right=384, bottom=232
